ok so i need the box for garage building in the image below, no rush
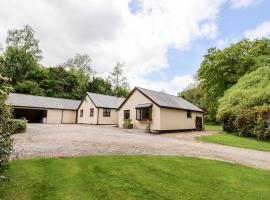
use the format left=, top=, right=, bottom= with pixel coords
left=8, top=93, right=80, bottom=124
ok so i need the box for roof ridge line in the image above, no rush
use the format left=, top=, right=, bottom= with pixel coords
left=87, top=92, right=125, bottom=99
left=136, top=86, right=180, bottom=97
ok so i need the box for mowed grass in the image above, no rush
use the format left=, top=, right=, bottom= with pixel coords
left=204, top=124, right=223, bottom=131
left=198, top=133, right=270, bottom=152
left=1, top=156, right=270, bottom=200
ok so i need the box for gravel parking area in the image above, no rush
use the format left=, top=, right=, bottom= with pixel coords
left=12, top=124, right=270, bottom=170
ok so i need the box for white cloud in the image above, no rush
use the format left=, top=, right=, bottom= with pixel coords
left=215, top=37, right=239, bottom=49
left=230, top=0, right=259, bottom=8
left=129, top=74, right=194, bottom=95
left=0, top=0, right=226, bottom=94
left=244, top=21, right=270, bottom=39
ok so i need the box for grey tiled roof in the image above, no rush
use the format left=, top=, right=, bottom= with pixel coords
left=136, top=87, right=203, bottom=112
left=8, top=93, right=81, bottom=110
left=87, top=92, right=125, bottom=109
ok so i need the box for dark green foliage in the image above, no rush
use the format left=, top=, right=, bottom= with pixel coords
left=113, top=85, right=129, bottom=97
left=217, top=66, right=270, bottom=140
left=252, top=106, right=270, bottom=140
left=0, top=75, right=14, bottom=171
left=12, top=118, right=27, bottom=134
left=218, top=112, right=237, bottom=133
left=0, top=47, right=39, bottom=85
left=14, top=80, right=45, bottom=96
left=234, top=110, right=255, bottom=137
left=88, top=77, right=113, bottom=95
left=38, top=66, right=87, bottom=99
left=0, top=25, right=131, bottom=100
left=179, top=83, right=204, bottom=110
left=219, top=106, right=270, bottom=140
left=198, top=38, right=270, bottom=120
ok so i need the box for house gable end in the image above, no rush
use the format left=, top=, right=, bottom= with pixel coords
left=118, top=87, right=159, bottom=110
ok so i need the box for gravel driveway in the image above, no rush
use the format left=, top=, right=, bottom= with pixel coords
left=12, top=124, right=270, bottom=170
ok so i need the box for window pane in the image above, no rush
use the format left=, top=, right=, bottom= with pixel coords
left=124, top=110, right=130, bottom=120
left=90, top=108, right=94, bottom=116
left=187, top=111, right=192, bottom=118
left=136, top=107, right=152, bottom=120
left=103, top=108, right=111, bottom=117
left=136, top=109, right=141, bottom=120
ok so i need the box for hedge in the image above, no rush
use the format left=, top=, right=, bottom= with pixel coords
left=12, top=118, right=27, bottom=134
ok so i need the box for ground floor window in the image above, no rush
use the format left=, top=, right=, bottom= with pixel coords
left=80, top=109, right=83, bottom=117
left=103, top=108, right=111, bottom=117
left=90, top=108, right=94, bottom=117
left=187, top=110, right=192, bottom=118
left=136, top=107, right=152, bottom=120
left=124, top=110, right=130, bottom=120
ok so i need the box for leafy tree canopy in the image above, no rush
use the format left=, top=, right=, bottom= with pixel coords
left=0, top=25, right=131, bottom=100
left=107, top=62, right=129, bottom=97
left=0, top=47, right=39, bottom=85
left=6, top=25, right=42, bottom=60
left=60, top=54, right=95, bottom=77
left=198, top=38, right=270, bottom=121
left=179, top=82, right=203, bottom=110
left=88, top=77, right=113, bottom=95
left=217, top=65, right=270, bottom=117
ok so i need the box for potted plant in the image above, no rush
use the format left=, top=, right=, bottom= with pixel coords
left=123, top=118, right=133, bottom=129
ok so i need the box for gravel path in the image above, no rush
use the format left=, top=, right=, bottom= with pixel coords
left=12, top=124, right=270, bottom=170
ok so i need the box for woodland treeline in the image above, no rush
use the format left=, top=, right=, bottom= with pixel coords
left=180, top=38, right=270, bottom=140
left=0, top=25, right=129, bottom=100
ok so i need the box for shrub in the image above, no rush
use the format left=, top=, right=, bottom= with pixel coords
left=234, top=110, right=255, bottom=137
left=252, top=106, right=270, bottom=140
left=218, top=112, right=237, bottom=132
left=217, top=66, right=270, bottom=141
left=12, top=118, right=27, bottom=134
left=123, top=119, right=133, bottom=129
left=0, top=75, right=14, bottom=171
left=218, top=106, right=270, bottom=141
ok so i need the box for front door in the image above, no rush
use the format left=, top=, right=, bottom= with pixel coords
left=195, top=117, right=203, bottom=131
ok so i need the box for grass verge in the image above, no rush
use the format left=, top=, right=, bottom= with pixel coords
left=198, top=132, right=270, bottom=152
left=204, top=124, right=223, bottom=131
left=1, top=155, right=270, bottom=200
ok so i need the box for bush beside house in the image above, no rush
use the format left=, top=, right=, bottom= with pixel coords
left=0, top=75, right=14, bottom=171
left=217, top=66, right=270, bottom=140
left=12, top=118, right=27, bottom=134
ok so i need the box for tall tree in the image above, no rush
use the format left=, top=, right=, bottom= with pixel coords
left=197, top=38, right=270, bottom=121
left=61, top=54, right=94, bottom=77
left=88, top=77, right=113, bottom=95
left=108, top=62, right=129, bottom=97
left=179, top=83, right=203, bottom=109
left=0, top=47, right=39, bottom=85
left=6, top=25, right=42, bottom=60
left=59, top=54, right=95, bottom=98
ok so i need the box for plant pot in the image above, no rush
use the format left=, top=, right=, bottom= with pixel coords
left=123, top=124, right=133, bottom=129
left=127, top=124, right=133, bottom=129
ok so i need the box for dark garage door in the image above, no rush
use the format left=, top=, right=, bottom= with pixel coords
left=13, top=108, right=47, bottom=123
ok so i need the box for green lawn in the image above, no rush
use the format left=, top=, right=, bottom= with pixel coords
left=1, top=156, right=270, bottom=200
left=198, top=132, right=270, bottom=152
left=204, top=124, right=223, bottom=131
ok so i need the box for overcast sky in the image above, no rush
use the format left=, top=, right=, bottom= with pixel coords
left=0, top=0, right=270, bottom=94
